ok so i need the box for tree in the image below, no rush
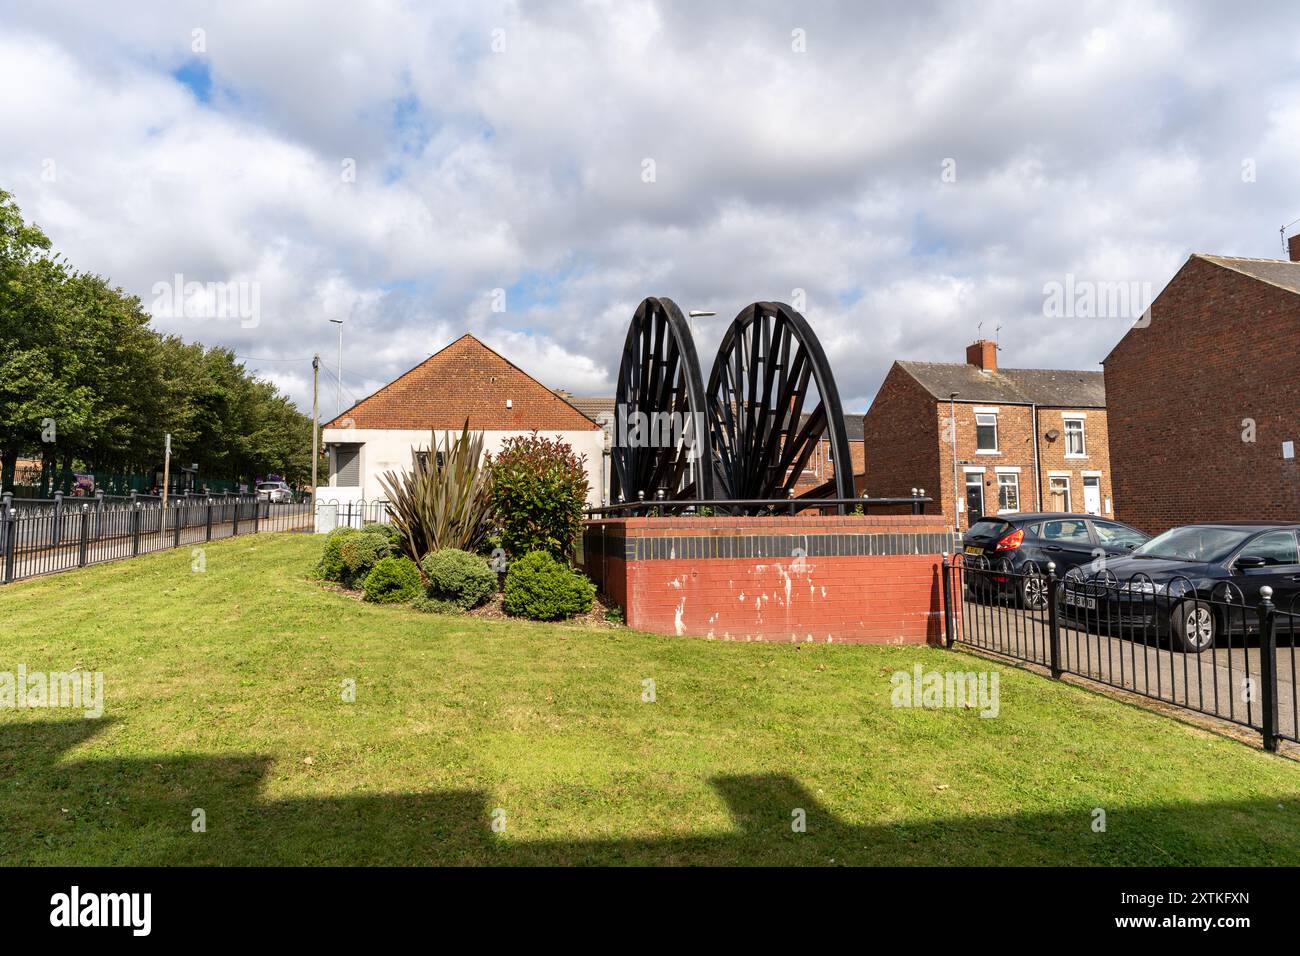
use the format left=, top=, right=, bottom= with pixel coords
left=0, top=187, right=319, bottom=495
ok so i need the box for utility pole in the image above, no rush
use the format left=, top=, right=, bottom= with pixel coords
left=311, top=354, right=320, bottom=495
left=162, top=432, right=172, bottom=509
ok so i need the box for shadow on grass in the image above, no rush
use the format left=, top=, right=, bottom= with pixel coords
left=2, top=719, right=1297, bottom=865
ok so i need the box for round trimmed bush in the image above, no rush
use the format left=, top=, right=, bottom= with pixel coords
left=339, top=530, right=393, bottom=587
left=362, top=555, right=422, bottom=604
left=316, top=526, right=360, bottom=581
left=502, top=550, right=595, bottom=621
left=422, top=548, right=496, bottom=610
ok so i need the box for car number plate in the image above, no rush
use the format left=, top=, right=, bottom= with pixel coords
left=1066, top=593, right=1096, bottom=610
left=964, top=546, right=983, bottom=557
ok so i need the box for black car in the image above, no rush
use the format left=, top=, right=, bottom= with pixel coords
left=1060, top=522, right=1300, bottom=653
left=961, top=512, right=1149, bottom=608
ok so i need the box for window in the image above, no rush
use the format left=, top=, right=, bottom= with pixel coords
left=1064, top=418, right=1086, bottom=457
left=333, top=444, right=361, bottom=487
left=1047, top=475, right=1071, bottom=511
left=996, top=472, right=1019, bottom=512
left=1237, top=531, right=1300, bottom=567
left=1092, top=521, right=1146, bottom=550
left=1135, top=527, right=1252, bottom=562
left=1041, top=518, right=1091, bottom=544
left=975, top=413, right=999, bottom=452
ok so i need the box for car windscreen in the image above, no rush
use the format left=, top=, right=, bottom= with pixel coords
left=1133, top=526, right=1251, bottom=563
left=257, top=483, right=280, bottom=490
left=966, top=519, right=1012, bottom=539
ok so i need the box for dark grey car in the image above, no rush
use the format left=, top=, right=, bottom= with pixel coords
left=962, top=512, right=1149, bottom=609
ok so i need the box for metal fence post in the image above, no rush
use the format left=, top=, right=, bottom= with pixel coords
left=253, top=495, right=261, bottom=534
left=1257, top=585, right=1279, bottom=753
left=1046, top=561, right=1063, bottom=679
left=131, top=500, right=141, bottom=557
left=52, top=490, right=63, bottom=547
left=78, top=503, right=90, bottom=566
left=232, top=496, right=240, bottom=536
left=94, top=490, right=104, bottom=540
left=941, top=553, right=955, bottom=647
left=206, top=499, right=214, bottom=542
left=173, top=499, right=183, bottom=549
left=2, top=508, right=15, bottom=583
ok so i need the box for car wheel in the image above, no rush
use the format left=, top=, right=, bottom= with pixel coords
left=1171, top=599, right=1215, bottom=653
left=1019, top=568, right=1048, bottom=611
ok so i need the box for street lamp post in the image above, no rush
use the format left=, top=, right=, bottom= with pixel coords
left=329, top=318, right=344, bottom=415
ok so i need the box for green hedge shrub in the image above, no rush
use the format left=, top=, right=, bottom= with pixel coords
left=421, top=548, right=496, bottom=610
left=411, top=594, right=464, bottom=615
left=502, top=550, right=595, bottom=621
left=365, top=522, right=404, bottom=550
left=316, top=526, right=360, bottom=581
left=362, top=555, right=423, bottom=604
left=338, top=530, right=393, bottom=587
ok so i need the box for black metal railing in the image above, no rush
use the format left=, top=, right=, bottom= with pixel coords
left=942, top=554, right=1299, bottom=751
left=311, top=498, right=393, bottom=530
left=586, top=494, right=932, bottom=518
left=0, top=494, right=316, bottom=585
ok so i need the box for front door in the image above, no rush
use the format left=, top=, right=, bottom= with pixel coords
left=1082, top=476, right=1101, bottom=515
left=965, top=475, right=984, bottom=527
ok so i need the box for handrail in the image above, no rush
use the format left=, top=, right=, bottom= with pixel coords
left=586, top=496, right=932, bottom=517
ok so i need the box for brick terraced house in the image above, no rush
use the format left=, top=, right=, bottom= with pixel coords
left=1104, top=246, right=1300, bottom=534
left=863, top=340, right=1113, bottom=531
left=319, top=334, right=603, bottom=509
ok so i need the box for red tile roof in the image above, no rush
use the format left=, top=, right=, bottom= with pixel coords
left=322, top=334, right=599, bottom=431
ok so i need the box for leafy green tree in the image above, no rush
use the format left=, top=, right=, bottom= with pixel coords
left=0, top=187, right=318, bottom=495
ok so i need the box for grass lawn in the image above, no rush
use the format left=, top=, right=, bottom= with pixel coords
left=2, top=532, right=1299, bottom=866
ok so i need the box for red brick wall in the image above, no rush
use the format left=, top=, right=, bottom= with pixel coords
left=581, top=515, right=958, bottom=645
left=1104, top=257, right=1300, bottom=534
left=793, top=436, right=867, bottom=494
left=863, top=365, right=943, bottom=504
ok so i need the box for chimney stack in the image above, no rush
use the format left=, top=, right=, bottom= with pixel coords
left=965, top=339, right=997, bottom=373
left=1288, top=234, right=1300, bottom=263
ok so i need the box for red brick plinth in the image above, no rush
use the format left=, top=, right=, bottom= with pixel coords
left=580, top=515, right=959, bottom=645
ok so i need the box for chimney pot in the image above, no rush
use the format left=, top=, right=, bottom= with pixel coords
left=965, top=339, right=997, bottom=373
left=1288, top=234, right=1300, bottom=263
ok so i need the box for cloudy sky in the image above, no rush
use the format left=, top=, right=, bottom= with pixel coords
left=3, top=0, right=1299, bottom=415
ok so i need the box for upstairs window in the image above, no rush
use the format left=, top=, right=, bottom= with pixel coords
left=975, top=413, right=999, bottom=452
left=1064, top=418, right=1086, bottom=457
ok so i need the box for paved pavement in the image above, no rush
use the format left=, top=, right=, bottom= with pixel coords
left=954, top=590, right=1300, bottom=742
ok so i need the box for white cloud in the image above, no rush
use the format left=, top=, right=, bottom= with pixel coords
left=2, top=0, right=1299, bottom=418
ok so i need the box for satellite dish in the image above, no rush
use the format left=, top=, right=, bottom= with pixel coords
left=1045, top=428, right=1060, bottom=441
